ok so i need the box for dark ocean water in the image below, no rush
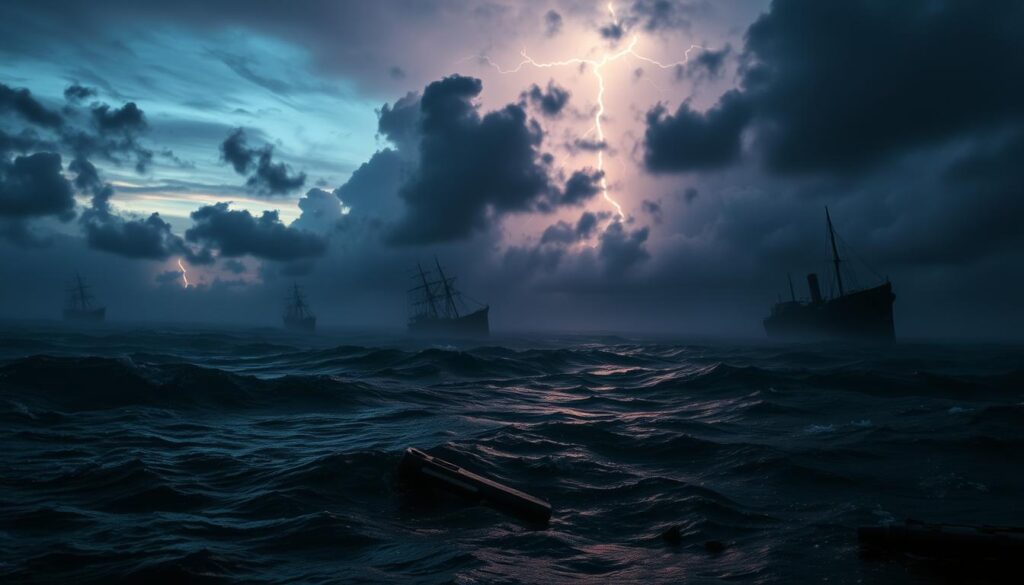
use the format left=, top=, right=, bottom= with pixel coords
left=1, top=323, right=1022, bottom=584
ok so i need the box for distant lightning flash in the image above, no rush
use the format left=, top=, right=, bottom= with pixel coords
left=483, top=3, right=703, bottom=219
left=177, top=258, right=190, bottom=288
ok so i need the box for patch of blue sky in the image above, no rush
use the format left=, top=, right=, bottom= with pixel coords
left=2, top=25, right=383, bottom=222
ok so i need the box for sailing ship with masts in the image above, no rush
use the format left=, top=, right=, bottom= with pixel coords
left=282, top=284, right=316, bottom=332
left=64, top=274, right=106, bottom=322
left=763, top=208, right=895, bottom=341
left=408, top=258, right=489, bottom=337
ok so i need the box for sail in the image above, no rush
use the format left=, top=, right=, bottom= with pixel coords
left=283, top=284, right=316, bottom=331
left=63, top=274, right=106, bottom=322
left=407, top=259, right=489, bottom=337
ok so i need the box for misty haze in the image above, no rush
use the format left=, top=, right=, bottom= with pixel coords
left=1, top=1, right=1022, bottom=583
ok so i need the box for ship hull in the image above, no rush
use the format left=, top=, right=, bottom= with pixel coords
left=63, top=308, right=106, bottom=323
left=764, top=282, right=895, bottom=341
left=283, top=316, right=316, bottom=332
left=409, top=306, right=489, bottom=338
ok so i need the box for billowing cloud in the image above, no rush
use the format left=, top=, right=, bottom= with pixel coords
left=558, top=169, right=603, bottom=206
left=544, top=10, right=562, bottom=37
left=91, top=102, right=146, bottom=134
left=0, top=83, right=63, bottom=128
left=63, top=83, right=96, bottom=102
left=522, top=80, right=570, bottom=117
left=333, top=149, right=407, bottom=218
left=0, top=152, right=75, bottom=220
left=291, top=187, right=343, bottom=233
left=186, top=202, right=326, bottom=261
left=599, top=221, right=649, bottom=275
left=645, top=0, right=1024, bottom=175
left=73, top=157, right=203, bottom=262
left=644, top=90, right=751, bottom=172
left=219, top=128, right=306, bottom=195
left=387, top=75, right=557, bottom=244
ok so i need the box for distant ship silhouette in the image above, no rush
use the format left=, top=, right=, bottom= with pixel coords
left=408, top=258, right=489, bottom=337
left=283, top=284, right=316, bottom=332
left=764, top=208, right=895, bottom=341
left=63, top=274, right=105, bottom=323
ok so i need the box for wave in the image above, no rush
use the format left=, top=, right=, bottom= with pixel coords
left=0, top=355, right=386, bottom=411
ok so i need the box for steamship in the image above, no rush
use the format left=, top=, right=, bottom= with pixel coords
left=283, top=284, right=316, bottom=332
left=408, top=259, right=489, bottom=337
left=763, top=208, right=895, bottom=341
left=63, top=274, right=106, bottom=323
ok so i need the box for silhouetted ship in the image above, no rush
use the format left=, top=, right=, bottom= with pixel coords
left=63, top=274, right=105, bottom=323
left=764, top=208, right=895, bottom=341
left=282, top=284, right=316, bottom=332
left=408, top=259, right=489, bottom=337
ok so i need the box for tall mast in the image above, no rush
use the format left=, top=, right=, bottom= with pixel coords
left=434, top=257, right=459, bottom=318
left=73, top=273, right=90, bottom=310
left=417, top=262, right=439, bottom=318
left=288, top=284, right=311, bottom=318
left=787, top=273, right=796, bottom=302
left=826, top=207, right=845, bottom=297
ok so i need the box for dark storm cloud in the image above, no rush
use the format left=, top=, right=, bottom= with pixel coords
left=539, top=210, right=605, bottom=246
left=644, top=90, right=751, bottom=172
left=544, top=10, right=563, bottom=37
left=629, top=0, right=694, bottom=32
left=684, top=46, right=729, bottom=80
left=575, top=211, right=599, bottom=239
left=0, top=129, right=50, bottom=156
left=599, top=221, right=649, bottom=275
left=83, top=211, right=193, bottom=261
left=63, top=83, right=97, bottom=102
left=600, top=22, right=625, bottom=41
left=641, top=199, right=662, bottom=223
left=645, top=0, right=1024, bottom=175
left=600, top=0, right=694, bottom=40
left=291, top=187, right=343, bottom=233
left=570, top=138, right=607, bottom=153
left=186, top=203, right=326, bottom=261
left=377, top=92, right=420, bottom=152
left=333, top=149, right=407, bottom=217
left=91, top=102, right=146, bottom=134
left=219, top=128, right=306, bottom=195
left=0, top=83, right=63, bottom=128
left=352, top=75, right=609, bottom=245
left=220, top=128, right=253, bottom=174
left=72, top=157, right=206, bottom=262
left=522, top=81, right=570, bottom=117
left=0, top=152, right=75, bottom=219
left=540, top=221, right=575, bottom=245
left=49, top=96, right=155, bottom=173
left=388, top=75, right=558, bottom=244
left=0, top=80, right=188, bottom=255
left=559, top=169, right=603, bottom=206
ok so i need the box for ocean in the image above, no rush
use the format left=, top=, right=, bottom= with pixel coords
left=1, top=323, right=1021, bottom=584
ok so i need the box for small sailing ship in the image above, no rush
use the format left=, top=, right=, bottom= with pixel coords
left=63, top=274, right=106, bottom=323
left=408, top=259, right=489, bottom=337
left=282, top=284, right=316, bottom=332
left=763, top=208, right=895, bottom=341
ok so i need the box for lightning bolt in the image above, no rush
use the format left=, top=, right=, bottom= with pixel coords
left=481, top=3, right=703, bottom=220
left=177, top=258, right=190, bottom=288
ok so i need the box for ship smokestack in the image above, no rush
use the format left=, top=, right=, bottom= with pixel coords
left=807, top=273, right=823, bottom=304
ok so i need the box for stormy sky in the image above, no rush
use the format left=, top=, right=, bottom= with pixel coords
left=1, top=0, right=1022, bottom=338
